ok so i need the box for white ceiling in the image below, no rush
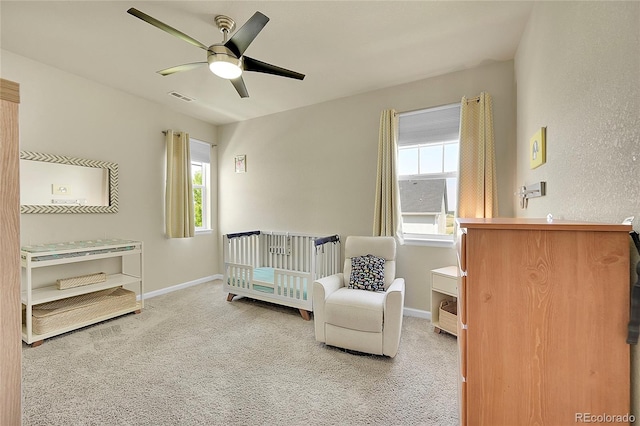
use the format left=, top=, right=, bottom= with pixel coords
left=0, top=1, right=533, bottom=126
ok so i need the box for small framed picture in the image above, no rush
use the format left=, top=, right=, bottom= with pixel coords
left=234, top=155, right=246, bottom=173
left=530, top=127, right=546, bottom=169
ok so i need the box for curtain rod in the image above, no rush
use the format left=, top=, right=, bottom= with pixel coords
left=161, top=131, right=217, bottom=146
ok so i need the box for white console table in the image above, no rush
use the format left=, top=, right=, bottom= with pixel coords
left=21, top=239, right=143, bottom=346
left=430, top=266, right=458, bottom=336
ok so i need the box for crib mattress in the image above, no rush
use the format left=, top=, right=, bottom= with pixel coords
left=25, top=287, right=137, bottom=335
left=253, top=267, right=274, bottom=285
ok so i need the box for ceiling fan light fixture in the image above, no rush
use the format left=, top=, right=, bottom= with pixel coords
left=208, top=50, right=242, bottom=79
left=128, top=9, right=304, bottom=98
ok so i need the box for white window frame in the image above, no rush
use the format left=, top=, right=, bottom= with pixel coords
left=397, top=104, right=460, bottom=246
left=190, top=139, right=212, bottom=235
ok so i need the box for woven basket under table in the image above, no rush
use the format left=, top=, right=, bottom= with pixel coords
left=24, top=287, right=137, bottom=335
left=439, top=299, right=458, bottom=335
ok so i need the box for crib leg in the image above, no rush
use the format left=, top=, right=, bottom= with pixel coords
left=226, top=293, right=236, bottom=302
left=298, top=309, right=311, bottom=321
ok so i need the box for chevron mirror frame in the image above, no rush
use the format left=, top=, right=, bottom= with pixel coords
left=19, top=151, right=118, bottom=214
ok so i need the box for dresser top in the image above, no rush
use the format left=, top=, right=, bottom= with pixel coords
left=456, top=217, right=631, bottom=232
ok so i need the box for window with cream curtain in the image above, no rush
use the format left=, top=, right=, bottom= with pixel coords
left=165, top=130, right=194, bottom=238
left=373, top=109, right=404, bottom=243
left=397, top=103, right=461, bottom=243
left=190, top=138, right=211, bottom=233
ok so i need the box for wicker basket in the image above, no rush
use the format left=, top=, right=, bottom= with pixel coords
left=25, top=287, right=136, bottom=335
left=439, top=299, right=458, bottom=335
left=56, top=272, right=107, bottom=290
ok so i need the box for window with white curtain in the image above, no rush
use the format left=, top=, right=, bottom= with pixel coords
left=397, top=103, right=461, bottom=243
left=190, top=138, right=212, bottom=233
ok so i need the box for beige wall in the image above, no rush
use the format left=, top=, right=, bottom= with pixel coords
left=514, top=0, right=640, bottom=413
left=2, top=50, right=219, bottom=294
left=218, top=59, right=517, bottom=312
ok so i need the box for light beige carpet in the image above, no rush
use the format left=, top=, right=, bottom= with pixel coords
left=22, top=280, right=459, bottom=425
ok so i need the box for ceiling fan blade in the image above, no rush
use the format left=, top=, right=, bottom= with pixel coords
left=157, top=62, right=207, bottom=76
left=243, top=56, right=305, bottom=80
left=127, top=8, right=208, bottom=51
left=230, top=77, right=249, bottom=98
left=224, top=11, right=269, bottom=58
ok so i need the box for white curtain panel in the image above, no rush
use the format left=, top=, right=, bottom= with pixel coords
left=165, top=130, right=194, bottom=238
left=457, top=92, right=498, bottom=218
left=373, top=109, right=404, bottom=243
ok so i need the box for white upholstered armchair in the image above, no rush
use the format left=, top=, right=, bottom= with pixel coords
left=312, top=236, right=405, bottom=357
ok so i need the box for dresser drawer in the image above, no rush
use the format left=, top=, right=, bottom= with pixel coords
left=432, top=273, right=458, bottom=296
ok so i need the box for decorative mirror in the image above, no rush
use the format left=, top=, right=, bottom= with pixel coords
left=19, top=151, right=118, bottom=214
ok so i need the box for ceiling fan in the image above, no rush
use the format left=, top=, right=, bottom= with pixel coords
left=127, top=8, right=305, bottom=98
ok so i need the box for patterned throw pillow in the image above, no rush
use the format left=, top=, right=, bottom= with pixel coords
left=348, top=254, right=386, bottom=291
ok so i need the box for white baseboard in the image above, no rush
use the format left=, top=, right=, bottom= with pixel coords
left=403, top=307, right=431, bottom=320
left=141, top=274, right=223, bottom=300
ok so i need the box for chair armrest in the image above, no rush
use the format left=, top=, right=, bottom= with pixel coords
left=385, top=278, right=405, bottom=296
left=383, top=278, right=405, bottom=357
left=313, top=273, right=345, bottom=342
left=314, top=273, right=345, bottom=298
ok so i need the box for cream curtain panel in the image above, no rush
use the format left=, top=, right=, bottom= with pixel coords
left=165, top=130, right=194, bottom=238
left=373, top=109, right=404, bottom=243
left=457, top=92, right=498, bottom=218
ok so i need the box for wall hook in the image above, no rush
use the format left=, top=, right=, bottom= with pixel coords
left=515, top=181, right=546, bottom=209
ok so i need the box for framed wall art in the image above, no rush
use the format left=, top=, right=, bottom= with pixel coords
left=529, top=127, right=546, bottom=169
left=235, top=155, right=246, bottom=173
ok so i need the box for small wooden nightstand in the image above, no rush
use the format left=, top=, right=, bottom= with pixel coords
left=430, top=266, right=458, bottom=336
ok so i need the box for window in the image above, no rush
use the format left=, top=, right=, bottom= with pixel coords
left=190, top=139, right=212, bottom=233
left=397, top=103, right=461, bottom=243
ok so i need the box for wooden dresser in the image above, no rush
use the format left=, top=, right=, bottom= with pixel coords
left=456, top=218, right=631, bottom=426
left=1, top=78, right=21, bottom=425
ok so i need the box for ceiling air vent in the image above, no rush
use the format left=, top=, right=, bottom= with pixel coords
left=168, top=91, right=195, bottom=102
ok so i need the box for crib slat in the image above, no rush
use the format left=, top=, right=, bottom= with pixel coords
left=292, top=237, right=297, bottom=271
left=244, top=237, right=248, bottom=264
left=292, top=236, right=296, bottom=271
left=252, top=234, right=257, bottom=266
left=233, top=238, right=238, bottom=264
left=243, top=236, right=248, bottom=265
left=305, top=237, right=310, bottom=272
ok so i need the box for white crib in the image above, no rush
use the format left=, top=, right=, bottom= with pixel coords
left=223, top=231, right=341, bottom=320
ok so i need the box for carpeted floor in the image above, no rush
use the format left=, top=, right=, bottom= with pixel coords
left=22, top=280, right=459, bottom=425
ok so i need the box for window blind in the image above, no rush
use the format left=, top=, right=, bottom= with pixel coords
left=190, top=139, right=211, bottom=163
left=398, top=103, right=461, bottom=146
